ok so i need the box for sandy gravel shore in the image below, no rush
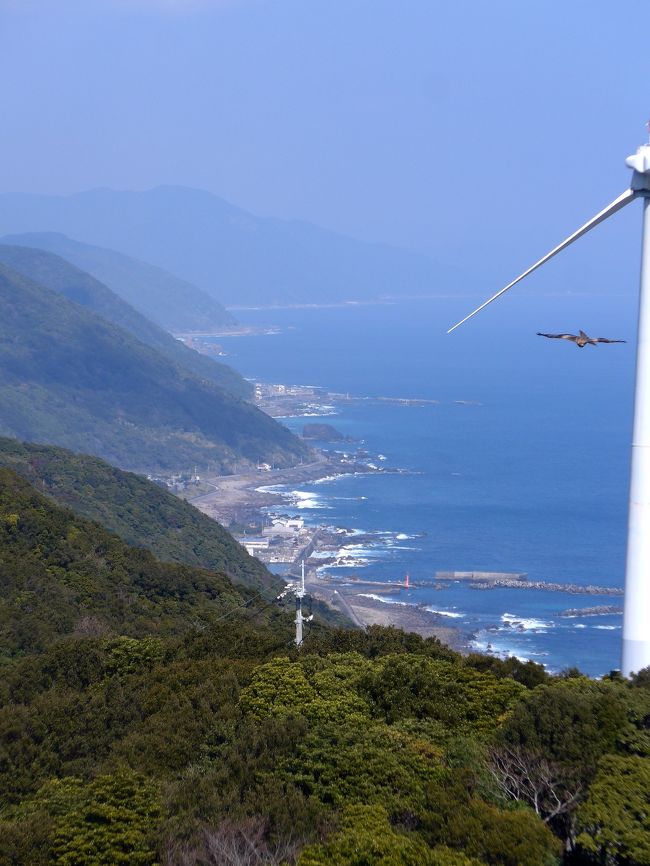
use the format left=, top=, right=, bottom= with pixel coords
left=298, top=572, right=468, bottom=651
left=188, top=457, right=467, bottom=652
left=186, top=456, right=333, bottom=524
left=343, top=594, right=468, bottom=651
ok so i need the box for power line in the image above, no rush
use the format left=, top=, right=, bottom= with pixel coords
left=205, top=565, right=315, bottom=652
left=211, top=589, right=270, bottom=624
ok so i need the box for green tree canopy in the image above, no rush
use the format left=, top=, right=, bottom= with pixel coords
left=577, top=754, right=650, bottom=865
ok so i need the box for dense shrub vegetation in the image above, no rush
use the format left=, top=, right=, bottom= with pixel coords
left=0, top=438, right=275, bottom=591
left=0, top=468, right=648, bottom=865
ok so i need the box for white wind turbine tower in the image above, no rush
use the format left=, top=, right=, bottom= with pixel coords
left=448, top=138, right=650, bottom=676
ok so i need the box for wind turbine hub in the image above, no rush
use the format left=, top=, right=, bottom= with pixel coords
left=626, top=144, right=650, bottom=192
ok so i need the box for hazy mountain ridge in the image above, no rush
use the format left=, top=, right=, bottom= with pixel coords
left=0, top=186, right=460, bottom=306
left=0, top=262, right=310, bottom=472
left=0, top=244, right=251, bottom=399
left=1, top=230, right=235, bottom=332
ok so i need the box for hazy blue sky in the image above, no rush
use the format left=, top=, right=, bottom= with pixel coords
left=2, top=0, right=649, bottom=289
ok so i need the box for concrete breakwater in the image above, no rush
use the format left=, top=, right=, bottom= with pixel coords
left=558, top=605, right=624, bottom=617
left=430, top=572, right=623, bottom=597
left=435, top=571, right=528, bottom=581
left=479, top=579, right=623, bottom=596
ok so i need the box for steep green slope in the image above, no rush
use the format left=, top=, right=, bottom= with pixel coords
left=0, top=244, right=250, bottom=399
left=0, top=263, right=310, bottom=472
left=2, top=231, right=235, bottom=332
left=0, top=467, right=287, bottom=658
left=0, top=437, right=276, bottom=592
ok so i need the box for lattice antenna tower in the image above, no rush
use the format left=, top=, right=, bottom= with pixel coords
left=276, top=560, right=312, bottom=647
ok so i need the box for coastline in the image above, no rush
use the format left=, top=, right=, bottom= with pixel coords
left=302, top=575, right=470, bottom=652
left=186, top=454, right=355, bottom=526
left=180, top=298, right=629, bottom=676
left=186, top=455, right=470, bottom=651
left=182, top=377, right=624, bottom=667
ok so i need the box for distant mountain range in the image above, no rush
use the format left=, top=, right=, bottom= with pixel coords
left=1, top=231, right=234, bottom=332
left=0, top=186, right=458, bottom=306
left=0, top=258, right=310, bottom=472
left=0, top=244, right=250, bottom=399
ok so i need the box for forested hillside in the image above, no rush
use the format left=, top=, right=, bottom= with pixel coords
left=0, top=437, right=273, bottom=591
left=0, top=263, right=310, bottom=472
left=0, top=468, right=281, bottom=657
left=0, top=244, right=250, bottom=398
left=1, top=469, right=648, bottom=866
left=2, top=231, right=235, bottom=333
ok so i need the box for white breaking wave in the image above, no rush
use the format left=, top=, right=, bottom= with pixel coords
left=340, top=544, right=376, bottom=556
left=287, top=490, right=331, bottom=509
left=317, top=559, right=370, bottom=570
left=470, top=635, right=549, bottom=666
left=425, top=607, right=464, bottom=619
left=384, top=545, right=421, bottom=551
left=501, top=612, right=553, bottom=631
left=300, top=411, right=338, bottom=417
left=357, top=594, right=412, bottom=606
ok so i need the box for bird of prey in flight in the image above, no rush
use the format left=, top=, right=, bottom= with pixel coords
left=536, top=329, right=626, bottom=348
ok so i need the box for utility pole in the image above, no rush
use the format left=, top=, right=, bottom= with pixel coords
left=295, top=560, right=306, bottom=647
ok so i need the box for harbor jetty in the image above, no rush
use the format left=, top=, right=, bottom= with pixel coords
left=558, top=605, right=623, bottom=617
left=434, top=571, right=528, bottom=581
left=432, top=571, right=623, bottom=597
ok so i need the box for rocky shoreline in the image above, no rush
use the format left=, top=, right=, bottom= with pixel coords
left=185, top=453, right=386, bottom=526
left=185, top=454, right=470, bottom=648
left=185, top=379, right=623, bottom=659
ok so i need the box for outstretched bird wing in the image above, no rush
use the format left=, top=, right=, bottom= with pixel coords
left=594, top=337, right=626, bottom=344
left=536, top=332, right=577, bottom=341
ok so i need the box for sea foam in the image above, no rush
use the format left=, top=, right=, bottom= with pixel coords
left=424, top=607, right=464, bottom=619
left=357, top=593, right=411, bottom=606
left=501, top=612, right=553, bottom=631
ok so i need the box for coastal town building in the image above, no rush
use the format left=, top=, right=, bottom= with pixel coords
left=240, top=536, right=270, bottom=556
left=262, top=516, right=304, bottom=537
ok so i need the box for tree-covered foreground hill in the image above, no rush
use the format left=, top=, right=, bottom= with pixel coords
left=0, top=437, right=274, bottom=591
left=1, top=470, right=648, bottom=865
left=0, top=263, right=310, bottom=472
left=0, top=467, right=284, bottom=657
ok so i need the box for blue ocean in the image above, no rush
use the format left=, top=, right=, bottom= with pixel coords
left=216, top=293, right=638, bottom=676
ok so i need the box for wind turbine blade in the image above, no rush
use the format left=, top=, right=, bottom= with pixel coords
left=447, top=188, right=638, bottom=333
